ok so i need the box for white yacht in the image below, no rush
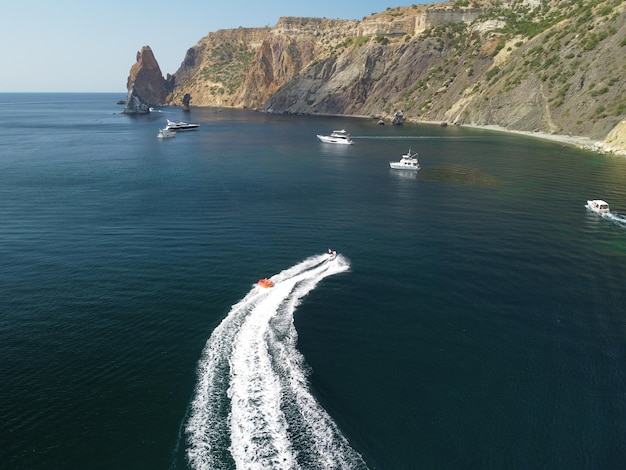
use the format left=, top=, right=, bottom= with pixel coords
left=390, top=149, right=420, bottom=171
left=157, top=128, right=176, bottom=139
left=316, top=129, right=354, bottom=145
left=165, top=119, right=199, bottom=131
left=586, top=199, right=610, bottom=214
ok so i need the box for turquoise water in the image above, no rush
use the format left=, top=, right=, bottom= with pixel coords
left=0, top=94, right=625, bottom=469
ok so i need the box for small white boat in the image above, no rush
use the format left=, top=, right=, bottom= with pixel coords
left=165, top=119, right=199, bottom=131
left=390, top=149, right=420, bottom=171
left=157, top=128, right=176, bottom=139
left=316, top=129, right=354, bottom=145
left=586, top=199, right=610, bottom=214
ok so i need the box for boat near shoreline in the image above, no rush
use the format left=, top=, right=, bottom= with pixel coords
left=316, top=129, right=354, bottom=145
left=165, top=119, right=199, bottom=131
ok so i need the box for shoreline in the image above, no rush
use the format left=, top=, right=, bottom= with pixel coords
left=413, top=119, right=626, bottom=156
left=306, top=111, right=626, bottom=156
left=164, top=105, right=626, bottom=156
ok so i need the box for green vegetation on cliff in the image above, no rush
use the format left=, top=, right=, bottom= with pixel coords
left=198, top=41, right=255, bottom=95
left=164, top=0, right=625, bottom=148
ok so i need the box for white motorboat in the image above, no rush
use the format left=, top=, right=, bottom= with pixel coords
left=316, top=129, right=354, bottom=145
left=157, top=128, right=176, bottom=139
left=586, top=199, right=610, bottom=214
left=165, top=119, right=199, bottom=131
left=390, top=149, right=420, bottom=171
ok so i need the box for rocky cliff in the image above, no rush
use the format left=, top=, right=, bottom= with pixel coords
left=127, top=0, right=626, bottom=151
left=123, top=46, right=172, bottom=114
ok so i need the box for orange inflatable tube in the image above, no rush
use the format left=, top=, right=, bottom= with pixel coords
left=258, top=278, right=274, bottom=288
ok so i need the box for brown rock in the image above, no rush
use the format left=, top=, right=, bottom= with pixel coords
left=123, top=46, right=168, bottom=114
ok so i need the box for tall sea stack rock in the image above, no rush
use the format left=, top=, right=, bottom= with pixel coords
left=182, top=93, right=191, bottom=112
left=123, top=46, right=168, bottom=114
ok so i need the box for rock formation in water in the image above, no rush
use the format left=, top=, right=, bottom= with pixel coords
left=123, top=46, right=170, bottom=114
left=182, top=93, right=191, bottom=112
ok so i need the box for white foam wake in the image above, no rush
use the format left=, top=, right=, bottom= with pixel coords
left=603, top=212, right=626, bottom=227
left=185, top=254, right=369, bottom=470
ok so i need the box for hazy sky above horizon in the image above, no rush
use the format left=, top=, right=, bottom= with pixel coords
left=1, top=0, right=427, bottom=93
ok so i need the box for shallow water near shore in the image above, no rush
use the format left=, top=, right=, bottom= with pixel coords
left=1, top=93, right=625, bottom=469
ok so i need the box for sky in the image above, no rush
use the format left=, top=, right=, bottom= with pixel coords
left=0, top=0, right=427, bottom=93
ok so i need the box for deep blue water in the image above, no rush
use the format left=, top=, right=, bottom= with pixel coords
left=0, top=93, right=625, bottom=469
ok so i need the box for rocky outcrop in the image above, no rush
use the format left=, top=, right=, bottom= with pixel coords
left=182, top=93, right=191, bottom=112
left=604, top=120, right=626, bottom=154
left=123, top=46, right=169, bottom=114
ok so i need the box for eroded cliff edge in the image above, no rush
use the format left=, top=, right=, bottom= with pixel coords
left=126, top=0, right=626, bottom=153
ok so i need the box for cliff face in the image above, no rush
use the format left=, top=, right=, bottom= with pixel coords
left=165, top=27, right=271, bottom=108
left=157, top=0, right=625, bottom=150
left=123, top=46, right=170, bottom=114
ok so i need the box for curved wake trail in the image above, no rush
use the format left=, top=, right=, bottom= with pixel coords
left=185, top=254, right=369, bottom=470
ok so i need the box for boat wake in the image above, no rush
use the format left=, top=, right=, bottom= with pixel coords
left=184, top=253, right=369, bottom=470
left=350, top=135, right=477, bottom=140
left=602, top=212, right=626, bottom=228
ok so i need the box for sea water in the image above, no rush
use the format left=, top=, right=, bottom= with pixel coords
left=0, top=93, right=625, bottom=469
